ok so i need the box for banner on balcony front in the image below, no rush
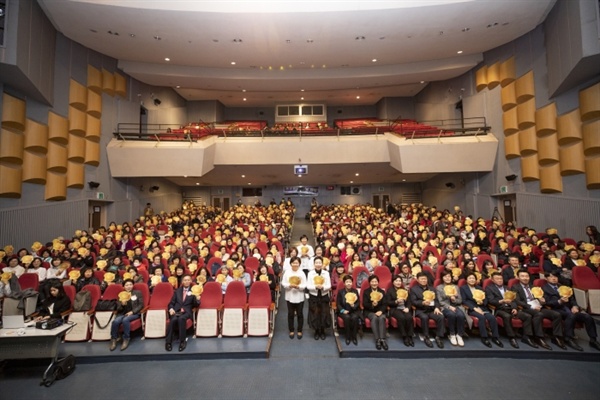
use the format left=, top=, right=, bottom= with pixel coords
left=283, top=186, right=319, bottom=196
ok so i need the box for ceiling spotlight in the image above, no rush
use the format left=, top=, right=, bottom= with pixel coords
left=439, top=31, right=444, bottom=35
left=372, top=58, right=377, bottom=62
left=457, top=50, right=463, bottom=54
left=300, top=89, right=305, bottom=92
left=355, top=173, right=359, bottom=176
left=231, top=61, right=236, bottom=65
left=165, top=57, right=170, bottom=61
left=298, top=174, right=302, bottom=178
left=153, top=36, right=161, bottom=40
left=183, top=175, right=187, bottom=178
left=242, top=89, right=246, bottom=92
left=153, top=98, right=161, bottom=106
left=462, top=28, right=470, bottom=32
left=420, top=81, right=425, bottom=84
left=248, top=183, right=251, bottom=185
left=355, top=36, right=365, bottom=40
left=286, top=39, right=292, bottom=43
left=243, top=98, right=247, bottom=101
left=129, top=33, right=136, bottom=38
left=241, top=175, right=245, bottom=178
left=233, top=38, right=243, bottom=43
left=176, top=85, right=180, bottom=88
left=300, top=97, right=304, bottom=100
left=196, top=183, right=200, bottom=185
left=350, top=181, right=354, bottom=184
left=213, top=39, right=219, bottom=42
left=356, top=96, right=360, bottom=99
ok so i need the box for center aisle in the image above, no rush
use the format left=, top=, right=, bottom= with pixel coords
left=269, top=216, right=339, bottom=359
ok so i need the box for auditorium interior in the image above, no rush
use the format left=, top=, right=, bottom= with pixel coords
left=0, top=0, right=599, bottom=399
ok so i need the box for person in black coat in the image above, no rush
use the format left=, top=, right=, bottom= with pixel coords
left=336, top=275, right=360, bottom=346
left=385, top=274, right=414, bottom=347
left=166, top=274, right=200, bottom=352
left=542, top=271, right=600, bottom=352
left=35, top=281, right=71, bottom=321
left=460, top=272, right=503, bottom=348
left=362, top=275, right=388, bottom=350
left=410, top=272, right=445, bottom=348
left=110, top=279, right=144, bottom=351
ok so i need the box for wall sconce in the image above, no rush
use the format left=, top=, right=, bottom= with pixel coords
left=505, top=174, right=517, bottom=181
left=149, top=185, right=160, bottom=193
left=445, top=182, right=456, bottom=189
left=88, top=181, right=100, bottom=189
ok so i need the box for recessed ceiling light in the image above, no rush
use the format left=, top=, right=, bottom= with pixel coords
left=286, top=39, right=291, bottom=43
left=300, top=97, right=304, bottom=100
left=355, top=36, right=365, bottom=40
left=462, top=28, right=470, bottom=32
left=502, top=22, right=510, bottom=26
left=300, top=89, right=305, bottom=92
left=129, top=33, right=135, bottom=38
left=457, top=50, right=463, bottom=54
left=298, top=174, right=302, bottom=178
left=322, top=65, right=326, bottom=68
left=487, top=22, right=499, bottom=28
left=299, top=61, right=305, bottom=65
left=153, top=36, right=161, bottom=40
left=233, top=38, right=243, bottom=43
left=306, top=39, right=314, bottom=43
left=402, top=179, right=406, bottom=182
left=379, top=36, right=386, bottom=40
left=420, top=81, right=425, bottom=84
left=350, top=181, right=354, bottom=184
left=243, top=98, right=247, bottom=101
left=231, top=61, right=236, bottom=65
left=439, top=31, right=444, bottom=35
left=355, top=173, right=359, bottom=176
left=183, top=175, right=187, bottom=178
left=165, top=57, right=170, bottom=61
left=356, top=96, right=360, bottom=99
left=176, top=85, right=180, bottom=88
left=242, top=89, right=246, bottom=92
left=280, top=66, right=284, bottom=70
left=196, top=182, right=200, bottom=185
left=107, top=31, right=119, bottom=36
left=248, top=182, right=251, bottom=185
left=241, top=175, right=245, bottom=178
left=341, top=64, right=349, bottom=67
left=268, top=66, right=273, bottom=70
left=372, top=58, right=377, bottom=62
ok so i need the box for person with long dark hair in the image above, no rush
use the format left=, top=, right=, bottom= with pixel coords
left=35, top=281, right=71, bottom=321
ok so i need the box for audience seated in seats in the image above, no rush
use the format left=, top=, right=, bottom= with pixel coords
left=110, top=279, right=144, bottom=351
left=485, top=272, right=536, bottom=349
left=460, top=272, right=503, bottom=348
left=165, top=275, right=200, bottom=352
left=512, top=269, right=565, bottom=350
left=436, top=270, right=466, bottom=347
left=411, top=272, right=445, bottom=349
left=337, top=275, right=360, bottom=346
left=362, top=275, right=388, bottom=351
left=542, top=271, right=600, bottom=352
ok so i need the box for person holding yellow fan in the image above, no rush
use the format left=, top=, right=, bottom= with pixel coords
left=385, top=275, right=414, bottom=347
left=307, top=257, right=331, bottom=340
left=336, top=276, right=360, bottom=345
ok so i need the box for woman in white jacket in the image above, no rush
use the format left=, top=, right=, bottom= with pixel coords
left=281, top=256, right=307, bottom=339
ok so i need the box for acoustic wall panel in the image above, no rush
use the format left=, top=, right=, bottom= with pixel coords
left=0, top=128, right=24, bottom=164
left=535, top=102, right=557, bottom=137
left=22, top=151, right=47, bottom=184
left=48, top=112, right=69, bottom=145
left=24, top=119, right=48, bottom=153
left=579, top=82, right=600, bottom=122
left=556, top=109, right=582, bottom=146
left=1, top=93, right=26, bottom=131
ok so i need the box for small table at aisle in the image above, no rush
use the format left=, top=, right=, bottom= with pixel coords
left=0, top=323, right=75, bottom=385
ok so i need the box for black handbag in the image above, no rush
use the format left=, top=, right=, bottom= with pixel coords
left=95, top=299, right=117, bottom=311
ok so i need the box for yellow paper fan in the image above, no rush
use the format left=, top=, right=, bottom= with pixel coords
left=428, top=255, right=438, bottom=266
left=423, top=290, right=435, bottom=302
left=550, top=257, right=561, bottom=266
left=96, top=260, right=107, bottom=270
left=21, top=255, right=33, bottom=265
left=104, top=272, right=116, bottom=283
left=369, top=291, right=383, bottom=303
left=443, top=285, right=457, bottom=297
left=472, top=246, right=481, bottom=255
left=473, top=289, right=486, bottom=304
left=289, top=276, right=301, bottom=286
left=259, top=274, right=268, bottom=282
left=150, top=275, right=162, bottom=285
left=123, top=272, right=132, bottom=280
left=314, top=275, right=325, bottom=285
left=558, top=286, right=573, bottom=298
left=531, top=287, right=544, bottom=299
left=451, top=267, right=462, bottom=278
left=575, top=259, right=586, bottom=266
left=396, top=288, right=408, bottom=300
left=31, top=241, right=43, bottom=252
left=233, top=269, right=243, bottom=279
left=504, top=291, right=516, bottom=301
left=161, top=251, right=170, bottom=260
left=546, top=228, right=558, bottom=235
left=191, top=285, right=203, bottom=296
left=188, top=263, right=198, bottom=273
left=1, top=271, right=13, bottom=281
left=590, top=255, right=600, bottom=265
left=345, top=292, right=358, bottom=305
left=216, top=274, right=227, bottom=283
left=196, top=275, right=207, bottom=284
left=475, top=271, right=482, bottom=282
left=583, top=243, right=595, bottom=252
left=169, top=264, right=176, bottom=274
left=77, top=248, right=87, bottom=257
left=500, top=242, right=508, bottom=251
left=118, top=291, right=131, bottom=302
left=564, top=245, right=575, bottom=252
left=411, top=266, right=422, bottom=276
left=168, top=276, right=178, bottom=288
left=69, top=270, right=81, bottom=280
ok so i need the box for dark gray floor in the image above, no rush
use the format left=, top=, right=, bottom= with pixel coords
left=1, top=218, right=599, bottom=399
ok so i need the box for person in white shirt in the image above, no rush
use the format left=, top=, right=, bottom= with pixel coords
left=296, top=235, right=314, bottom=276
left=26, top=257, right=47, bottom=282
left=2, top=257, right=25, bottom=278
left=282, top=247, right=299, bottom=273
left=281, top=256, right=307, bottom=339
left=307, top=257, right=331, bottom=340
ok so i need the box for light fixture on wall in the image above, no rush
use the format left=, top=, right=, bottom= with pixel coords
left=149, top=185, right=160, bottom=193
left=88, top=181, right=100, bottom=189
left=153, top=98, right=161, bottom=106
left=445, top=182, right=456, bottom=189
left=505, top=174, right=517, bottom=181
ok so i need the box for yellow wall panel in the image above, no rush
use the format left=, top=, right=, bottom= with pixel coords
left=535, top=102, right=557, bottom=137
left=86, top=115, right=101, bottom=142
left=48, top=112, right=69, bottom=145
left=501, top=82, right=516, bottom=111
left=87, top=65, right=103, bottom=94
left=521, top=154, right=540, bottom=181
left=539, top=163, right=563, bottom=193
left=518, top=126, right=537, bottom=156
left=556, top=109, right=582, bottom=145
left=559, top=141, right=585, bottom=176
left=504, top=132, right=520, bottom=159
left=515, top=71, right=535, bottom=104
left=486, top=62, right=500, bottom=90
left=537, top=132, right=560, bottom=166
left=2, top=93, right=26, bottom=131
left=585, top=156, right=600, bottom=190
left=47, top=141, right=68, bottom=173
left=66, top=161, right=85, bottom=189
left=22, top=151, right=47, bottom=184
left=87, top=89, right=102, bottom=118
left=579, top=82, right=600, bottom=122
left=517, top=98, right=536, bottom=130
left=102, top=69, right=115, bottom=96
left=68, top=105, right=87, bottom=137
left=115, top=73, right=127, bottom=97
left=503, top=107, right=519, bottom=135
left=0, top=128, right=24, bottom=164
left=69, top=79, right=88, bottom=112
left=499, top=57, right=516, bottom=87
left=24, top=119, right=49, bottom=154
left=68, top=133, right=85, bottom=163
left=0, top=164, right=23, bottom=198
left=475, top=66, right=488, bottom=92
left=84, top=139, right=100, bottom=166
left=582, top=120, right=600, bottom=156
left=45, top=171, right=66, bottom=201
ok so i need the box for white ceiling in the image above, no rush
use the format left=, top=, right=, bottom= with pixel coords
left=38, top=0, right=556, bottom=107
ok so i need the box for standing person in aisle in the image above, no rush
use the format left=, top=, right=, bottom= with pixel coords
left=297, top=235, right=314, bottom=277
left=307, top=256, right=331, bottom=340
left=281, top=256, right=307, bottom=339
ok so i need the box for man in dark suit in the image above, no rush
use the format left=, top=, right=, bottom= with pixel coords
left=410, top=272, right=445, bottom=348
left=485, top=272, right=537, bottom=349
left=166, top=275, right=200, bottom=352
left=502, top=253, right=521, bottom=285
left=542, top=271, right=600, bottom=352
left=512, top=269, right=564, bottom=350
